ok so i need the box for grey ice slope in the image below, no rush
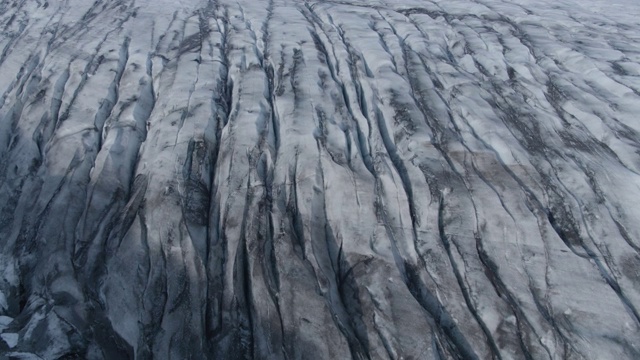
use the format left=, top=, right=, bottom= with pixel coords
left=1, top=0, right=640, bottom=358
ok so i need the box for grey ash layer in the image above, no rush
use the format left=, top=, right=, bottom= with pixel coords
left=0, top=0, right=640, bottom=358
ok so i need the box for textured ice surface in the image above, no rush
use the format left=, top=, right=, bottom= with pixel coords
left=1, top=0, right=640, bottom=358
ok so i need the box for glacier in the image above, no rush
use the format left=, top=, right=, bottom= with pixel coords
left=1, top=0, right=640, bottom=358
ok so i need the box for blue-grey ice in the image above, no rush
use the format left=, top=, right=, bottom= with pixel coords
left=1, top=0, right=640, bottom=358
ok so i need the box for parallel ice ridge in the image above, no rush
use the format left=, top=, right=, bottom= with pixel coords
left=0, top=0, right=640, bottom=358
